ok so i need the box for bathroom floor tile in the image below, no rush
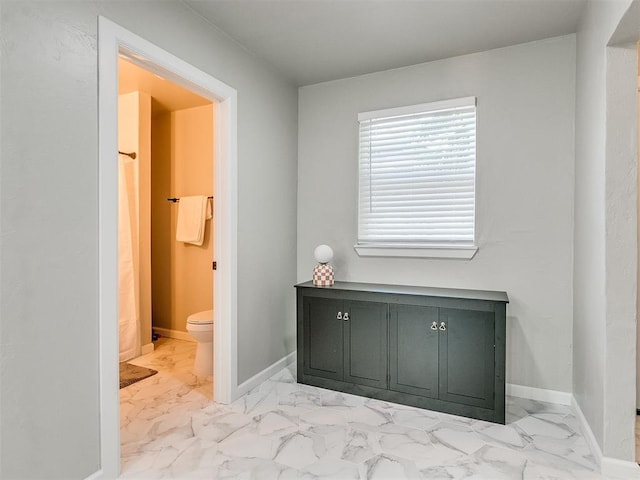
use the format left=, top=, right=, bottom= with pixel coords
left=120, top=339, right=609, bottom=479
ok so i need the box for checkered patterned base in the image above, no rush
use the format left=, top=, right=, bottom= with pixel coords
left=313, top=263, right=334, bottom=287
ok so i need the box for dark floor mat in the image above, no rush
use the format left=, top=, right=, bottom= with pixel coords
left=119, top=362, right=158, bottom=389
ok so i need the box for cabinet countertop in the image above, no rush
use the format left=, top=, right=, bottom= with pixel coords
left=295, top=280, right=509, bottom=303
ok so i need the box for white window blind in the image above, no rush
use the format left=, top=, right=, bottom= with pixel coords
left=357, top=97, right=476, bottom=247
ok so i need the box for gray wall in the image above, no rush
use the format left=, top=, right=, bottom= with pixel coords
left=573, top=0, right=633, bottom=459
left=604, top=43, right=638, bottom=461
left=0, top=1, right=297, bottom=478
left=604, top=0, right=640, bottom=462
left=298, top=36, right=576, bottom=393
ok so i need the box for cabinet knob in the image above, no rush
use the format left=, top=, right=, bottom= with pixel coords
left=430, top=321, right=438, bottom=330
left=336, top=312, right=343, bottom=320
left=343, top=312, right=350, bottom=321
left=439, top=322, right=447, bottom=331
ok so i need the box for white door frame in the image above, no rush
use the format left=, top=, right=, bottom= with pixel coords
left=98, top=17, right=238, bottom=479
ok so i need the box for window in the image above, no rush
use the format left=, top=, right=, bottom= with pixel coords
left=355, top=96, right=477, bottom=259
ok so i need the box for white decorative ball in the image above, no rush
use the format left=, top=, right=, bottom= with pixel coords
left=314, top=244, right=334, bottom=264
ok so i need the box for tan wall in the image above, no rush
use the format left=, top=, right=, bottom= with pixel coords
left=118, top=91, right=152, bottom=347
left=152, top=104, right=214, bottom=332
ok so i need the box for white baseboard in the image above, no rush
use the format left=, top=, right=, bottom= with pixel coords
left=153, top=327, right=194, bottom=342
left=506, top=383, right=572, bottom=406
left=571, top=395, right=604, bottom=466
left=84, top=469, right=103, bottom=480
left=602, top=457, right=640, bottom=478
left=572, top=395, right=640, bottom=479
left=236, top=350, right=296, bottom=397
left=141, top=342, right=154, bottom=355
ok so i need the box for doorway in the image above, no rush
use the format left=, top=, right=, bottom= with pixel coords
left=117, top=57, right=214, bottom=361
left=98, top=17, right=239, bottom=478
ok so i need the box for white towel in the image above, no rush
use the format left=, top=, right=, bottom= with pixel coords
left=176, top=196, right=211, bottom=246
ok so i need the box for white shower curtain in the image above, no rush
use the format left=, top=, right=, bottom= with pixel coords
left=118, top=156, right=141, bottom=362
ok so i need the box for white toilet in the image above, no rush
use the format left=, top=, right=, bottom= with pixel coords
left=186, top=309, right=214, bottom=376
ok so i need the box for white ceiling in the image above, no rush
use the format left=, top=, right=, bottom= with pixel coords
left=185, top=0, right=587, bottom=86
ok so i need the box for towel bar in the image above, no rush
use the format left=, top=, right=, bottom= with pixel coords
left=167, top=196, right=213, bottom=203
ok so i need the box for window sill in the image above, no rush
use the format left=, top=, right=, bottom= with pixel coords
left=354, top=244, right=478, bottom=260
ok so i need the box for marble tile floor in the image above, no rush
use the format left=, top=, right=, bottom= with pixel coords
left=120, top=338, right=213, bottom=459
left=121, top=339, right=609, bottom=479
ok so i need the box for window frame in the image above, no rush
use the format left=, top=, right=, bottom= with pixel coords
left=354, top=97, right=478, bottom=260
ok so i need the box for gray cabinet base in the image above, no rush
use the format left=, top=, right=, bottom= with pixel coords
left=300, top=374, right=504, bottom=424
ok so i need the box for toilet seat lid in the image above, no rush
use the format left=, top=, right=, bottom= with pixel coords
left=187, top=309, right=213, bottom=325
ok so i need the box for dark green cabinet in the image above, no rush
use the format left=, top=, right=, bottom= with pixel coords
left=389, top=305, right=496, bottom=410
left=303, top=297, right=343, bottom=381
left=303, top=296, right=387, bottom=389
left=389, top=304, right=439, bottom=398
left=297, top=281, right=508, bottom=424
left=438, top=308, right=496, bottom=409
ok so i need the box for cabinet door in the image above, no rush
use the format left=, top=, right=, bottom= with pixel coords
left=343, top=300, right=388, bottom=389
left=303, top=296, right=344, bottom=381
left=389, top=304, right=439, bottom=398
left=438, top=308, right=495, bottom=409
